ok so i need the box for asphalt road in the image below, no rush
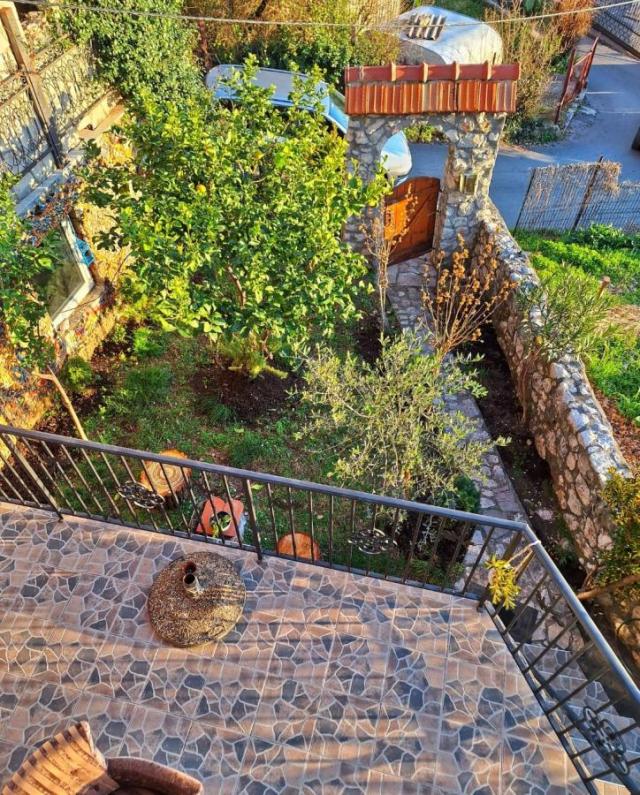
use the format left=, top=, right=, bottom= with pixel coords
left=407, top=37, right=640, bottom=227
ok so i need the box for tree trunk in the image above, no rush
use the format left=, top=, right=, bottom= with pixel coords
left=577, top=572, right=640, bottom=601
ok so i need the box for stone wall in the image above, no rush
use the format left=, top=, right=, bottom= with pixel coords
left=477, top=211, right=640, bottom=661
left=345, top=111, right=505, bottom=256
left=594, top=0, right=640, bottom=57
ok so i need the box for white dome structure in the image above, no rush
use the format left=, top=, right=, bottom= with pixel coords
left=397, top=5, right=503, bottom=65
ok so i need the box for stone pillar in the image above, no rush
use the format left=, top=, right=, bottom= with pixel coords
left=344, top=116, right=403, bottom=254
left=436, top=112, right=505, bottom=254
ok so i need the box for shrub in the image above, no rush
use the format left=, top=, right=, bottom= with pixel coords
left=196, top=0, right=399, bottom=87
left=486, top=2, right=563, bottom=135
left=517, top=267, right=614, bottom=366
left=598, top=470, right=640, bottom=598
left=552, top=0, right=593, bottom=49
left=62, top=356, right=94, bottom=394
left=132, top=327, right=169, bottom=359
left=0, top=177, right=57, bottom=367
left=59, top=0, right=202, bottom=103
left=301, top=332, right=497, bottom=502
left=404, top=123, right=439, bottom=144
left=86, top=61, right=388, bottom=375
left=422, top=234, right=516, bottom=358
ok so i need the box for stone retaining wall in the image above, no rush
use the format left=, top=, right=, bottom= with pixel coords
left=478, top=212, right=640, bottom=661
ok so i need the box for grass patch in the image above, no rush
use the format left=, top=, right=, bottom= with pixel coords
left=516, top=225, right=640, bottom=424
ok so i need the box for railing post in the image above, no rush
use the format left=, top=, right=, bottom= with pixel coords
left=242, top=478, right=263, bottom=562
left=0, top=432, right=63, bottom=518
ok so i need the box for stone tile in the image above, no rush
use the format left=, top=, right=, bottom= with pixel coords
left=269, top=624, right=334, bottom=683
left=84, top=635, right=155, bottom=701
left=253, top=676, right=323, bottom=758
left=9, top=564, right=82, bottom=625
left=214, top=594, right=280, bottom=660
left=371, top=703, right=439, bottom=783
left=179, top=722, right=246, bottom=793
left=312, top=691, right=380, bottom=766
left=434, top=719, right=503, bottom=794
left=443, top=658, right=505, bottom=733
left=138, top=646, right=206, bottom=718
left=325, top=634, right=389, bottom=703
left=0, top=614, right=50, bottom=680
left=0, top=548, right=33, bottom=609
left=448, top=603, right=508, bottom=669
left=11, top=520, right=94, bottom=571
left=71, top=690, right=135, bottom=756
left=88, top=526, right=148, bottom=572
left=0, top=738, right=31, bottom=783
left=367, top=770, right=434, bottom=794
left=237, top=736, right=308, bottom=793
left=118, top=704, right=192, bottom=766
left=0, top=678, right=83, bottom=750
left=62, top=573, right=127, bottom=634
left=189, top=657, right=267, bottom=734
left=335, top=586, right=396, bottom=642
left=240, top=555, right=296, bottom=594
left=35, top=626, right=102, bottom=688
left=502, top=734, right=568, bottom=794
left=0, top=505, right=598, bottom=795
left=503, top=671, right=558, bottom=746
left=134, top=535, right=192, bottom=586
left=0, top=673, right=20, bottom=723
left=392, top=588, right=451, bottom=655
left=299, top=759, right=370, bottom=794
left=111, top=579, right=158, bottom=645
left=382, top=645, right=445, bottom=715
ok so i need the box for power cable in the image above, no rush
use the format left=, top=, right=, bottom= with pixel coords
left=12, top=0, right=640, bottom=31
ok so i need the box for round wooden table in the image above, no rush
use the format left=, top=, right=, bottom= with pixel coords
left=139, top=449, right=191, bottom=501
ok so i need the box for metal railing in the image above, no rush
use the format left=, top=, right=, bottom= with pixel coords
left=0, top=423, right=639, bottom=793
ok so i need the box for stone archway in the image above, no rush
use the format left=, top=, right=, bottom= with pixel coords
left=343, top=63, right=519, bottom=257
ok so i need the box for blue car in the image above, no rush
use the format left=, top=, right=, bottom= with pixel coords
left=206, top=65, right=413, bottom=180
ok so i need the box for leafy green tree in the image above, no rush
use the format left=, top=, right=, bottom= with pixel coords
left=86, top=62, right=387, bottom=373
left=59, top=0, right=202, bottom=103
left=300, top=332, right=496, bottom=502
left=0, top=178, right=56, bottom=367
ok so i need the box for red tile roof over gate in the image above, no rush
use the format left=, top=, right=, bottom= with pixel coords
left=344, top=63, right=520, bottom=115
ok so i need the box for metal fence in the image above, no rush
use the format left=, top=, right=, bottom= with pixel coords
left=515, top=160, right=640, bottom=233
left=0, top=423, right=639, bottom=792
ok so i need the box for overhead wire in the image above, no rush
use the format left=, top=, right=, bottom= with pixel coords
left=12, top=0, right=640, bottom=31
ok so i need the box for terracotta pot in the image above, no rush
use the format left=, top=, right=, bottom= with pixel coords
left=107, top=758, right=202, bottom=795
left=276, top=532, right=321, bottom=561
left=196, top=495, right=245, bottom=540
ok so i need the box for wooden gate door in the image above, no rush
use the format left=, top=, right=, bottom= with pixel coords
left=384, top=176, right=440, bottom=265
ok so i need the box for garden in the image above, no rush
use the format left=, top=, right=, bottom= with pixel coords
left=2, top=60, right=499, bottom=592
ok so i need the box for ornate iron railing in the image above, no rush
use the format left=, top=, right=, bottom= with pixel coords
left=0, top=423, right=639, bottom=792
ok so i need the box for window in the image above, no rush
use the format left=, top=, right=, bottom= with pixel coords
left=39, top=217, right=94, bottom=327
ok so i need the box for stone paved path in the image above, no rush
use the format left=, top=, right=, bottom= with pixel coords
left=0, top=504, right=588, bottom=794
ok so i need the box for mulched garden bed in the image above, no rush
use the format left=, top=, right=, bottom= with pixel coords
left=470, top=326, right=587, bottom=588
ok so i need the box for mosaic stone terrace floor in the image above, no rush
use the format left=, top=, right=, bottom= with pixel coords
left=0, top=504, right=591, bottom=794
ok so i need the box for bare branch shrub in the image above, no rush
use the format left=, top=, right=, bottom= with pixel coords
left=421, top=234, right=516, bottom=359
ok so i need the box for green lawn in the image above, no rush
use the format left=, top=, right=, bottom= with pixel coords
left=515, top=225, right=640, bottom=425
